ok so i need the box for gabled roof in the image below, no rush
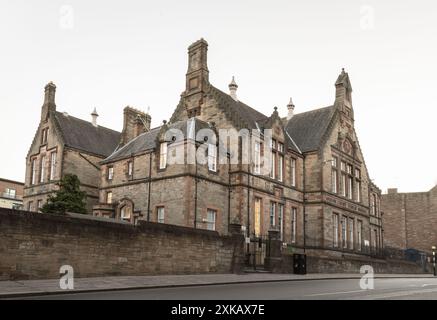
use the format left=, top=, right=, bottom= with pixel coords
left=285, top=106, right=336, bottom=153
left=52, top=111, right=121, bottom=158
left=209, top=85, right=268, bottom=129
left=102, top=118, right=212, bottom=164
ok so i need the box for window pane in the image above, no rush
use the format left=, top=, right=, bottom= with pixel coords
left=207, top=209, right=216, bottom=231
left=291, top=159, right=296, bottom=187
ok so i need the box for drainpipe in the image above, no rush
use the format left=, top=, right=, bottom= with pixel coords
left=194, top=152, right=198, bottom=229
left=147, top=152, right=152, bottom=222
left=303, top=154, right=307, bottom=254
left=228, top=152, right=231, bottom=231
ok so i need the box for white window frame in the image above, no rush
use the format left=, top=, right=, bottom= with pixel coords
left=333, top=213, right=339, bottom=247
left=108, top=167, right=114, bottom=180
left=160, top=142, right=168, bottom=169
left=357, top=220, right=363, bottom=251
left=270, top=202, right=276, bottom=227
left=278, top=204, right=284, bottom=241
left=31, top=159, right=37, bottom=185
left=332, top=169, right=338, bottom=193
left=254, top=142, right=261, bottom=175
left=157, top=207, right=165, bottom=224
left=50, top=152, right=57, bottom=180
left=341, top=216, right=347, bottom=249
left=128, top=161, right=133, bottom=176
left=278, top=155, right=284, bottom=182
left=348, top=176, right=353, bottom=200
left=291, top=207, right=297, bottom=243
left=208, top=144, right=217, bottom=172
left=270, top=152, right=276, bottom=179
left=206, top=209, right=217, bottom=231
left=349, top=218, right=354, bottom=249
left=106, top=191, right=113, bottom=204
left=254, top=197, right=262, bottom=237
left=291, top=158, right=296, bottom=187
left=40, top=155, right=46, bottom=183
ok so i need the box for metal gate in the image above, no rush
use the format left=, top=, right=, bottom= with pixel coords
left=246, top=235, right=269, bottom=269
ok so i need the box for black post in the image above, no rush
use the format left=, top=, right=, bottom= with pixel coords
left=432, top=246, right=436, bottom=276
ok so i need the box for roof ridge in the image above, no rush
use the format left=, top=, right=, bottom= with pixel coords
left=55, top=111, right=120, bottom=134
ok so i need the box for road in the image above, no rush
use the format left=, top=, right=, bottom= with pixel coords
left=18, top=277, right=437, bottom=300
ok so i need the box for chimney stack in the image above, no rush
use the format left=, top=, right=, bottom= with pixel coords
left=41, top=81, right=57, bottom=120
left=119, top=106, right=151, bottom=147
left=287, top=97, right=295, bottom=120
left=229, top=76, right=238, bottom=101
left=91, top=108, right=99, bottom=127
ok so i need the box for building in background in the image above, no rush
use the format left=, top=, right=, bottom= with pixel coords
left=23, top=82, right=123, bottom=213
left=92, top=39, right=383, bottom=259
left=0, top=178, right=24, bottom=210
left=382, top=186, right=437, bottom=254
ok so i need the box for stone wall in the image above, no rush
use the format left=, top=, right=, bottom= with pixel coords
left=382, top=186, right=437, bottom=253
left=0, top=208, right=244, bottom=281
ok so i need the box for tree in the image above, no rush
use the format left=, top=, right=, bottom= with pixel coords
left=41, top=174, right=87, bottom=214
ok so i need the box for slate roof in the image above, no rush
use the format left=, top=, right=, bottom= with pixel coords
left=209, top=85, right=268, bottom=129
left=285, top=106, right=336, bottom=153
left=102, top=118, right=212, bottom=164
left=52, top=111, right=121, bottom=157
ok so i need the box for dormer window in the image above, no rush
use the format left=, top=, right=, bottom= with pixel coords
left=107, top=167, right=114, bottom=180
left=127, top=161, right=133, bottom=176
left=208, top=144, right=217, bottom=172
left=159, top=142, right=168, bottom=169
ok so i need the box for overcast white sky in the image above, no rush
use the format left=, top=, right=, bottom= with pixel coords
left=0, top=0, right=436, bottom=193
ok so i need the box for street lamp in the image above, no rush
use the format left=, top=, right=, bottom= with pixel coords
left=432, top=246, right=436, bottom=277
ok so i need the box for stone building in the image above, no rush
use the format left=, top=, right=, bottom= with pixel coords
left=23, top=82, right=121, bottom=213
left=0, top=178, right=24, bottom=210
left=381, top=186, right=437, bottom=253
left=91, top=39, right=383, bottom=258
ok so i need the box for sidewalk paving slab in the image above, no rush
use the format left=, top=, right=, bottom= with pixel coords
left=0, top=273, right=434, bottom=299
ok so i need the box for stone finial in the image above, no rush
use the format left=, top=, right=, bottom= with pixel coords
left=229, top=76, right=238, bottom=101
left=287, top=97, right=295, bottom=120
left=91, top=108, right=99, bottom=127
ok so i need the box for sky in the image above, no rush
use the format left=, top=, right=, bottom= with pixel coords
left=0, top=0, right=436, bottom=193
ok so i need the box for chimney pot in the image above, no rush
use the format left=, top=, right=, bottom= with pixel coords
left=287, top=97, right=295, bottom=120
left=91, top=108, right=99, bottom=127
left=229, top=76, right=238, bottom=101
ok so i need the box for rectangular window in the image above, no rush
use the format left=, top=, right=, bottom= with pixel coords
left=332, top=157, right=338, bottom=168
left=106, top=191, right=113, bottom=204
left=270, top=152, right=276, bottom=179
left=347, top=164, right=353, bottom=175
left=348, top=176, right=353, bottom=199
left=278, top=204, right=284, bottom=241
left=291, top=158, right=296, bottom=187
left=291, top=208, right=297, bottom=243
left=355, top=168, right=361, bottom=179
left=270, top=202, right=276, bottom=227
left=332, top=169, right=338, bottom=193
left=208, top=144, right=217, bottom=172
left=254, top=142, right=261, bottom=175
left=278, top=155, right=284, bottom=182
left=271, top=139, right=276, bottom=150
left=341, top=216, right=347, bottom=249
left=107, top=167, right=114, bottom=180
left=357, top=220, right=363, bottom=251
left=120, top=206, right=131, bottom=221
left=254, top=198, right=262, bottom=237
left=40, top=155, right=46, bottom=183
left=333, top=213, right=339, bottom=247
left=349, top=218, right=354, bottom=249
left=50, top=152, right=57, bottom=180
left=4, top=188, right=16, bottom=198
left=31, top=159, right=37, bottom=185
left=160, top=142, right=168, bottom=169
left=278, top=142, right=284, bottom=153
left=341, top=161, right=346, bottom=172
left=207, top=209, right=217, bottom=231
left=28, top=201, right=33, bottom=212
left=127, top=161, right=133, bottom=176
left=372, top=194, right=377, bottom=216
left=157, top=207, right=165, bottom=224
left=37, top=200, right=43, bottom=212
left=356, top=181, right=361, bottom=202
left=341, top=173, right=347, bottom=197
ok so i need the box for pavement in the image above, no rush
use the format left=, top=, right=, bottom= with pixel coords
left=0, top=272, right=434, bottom=299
